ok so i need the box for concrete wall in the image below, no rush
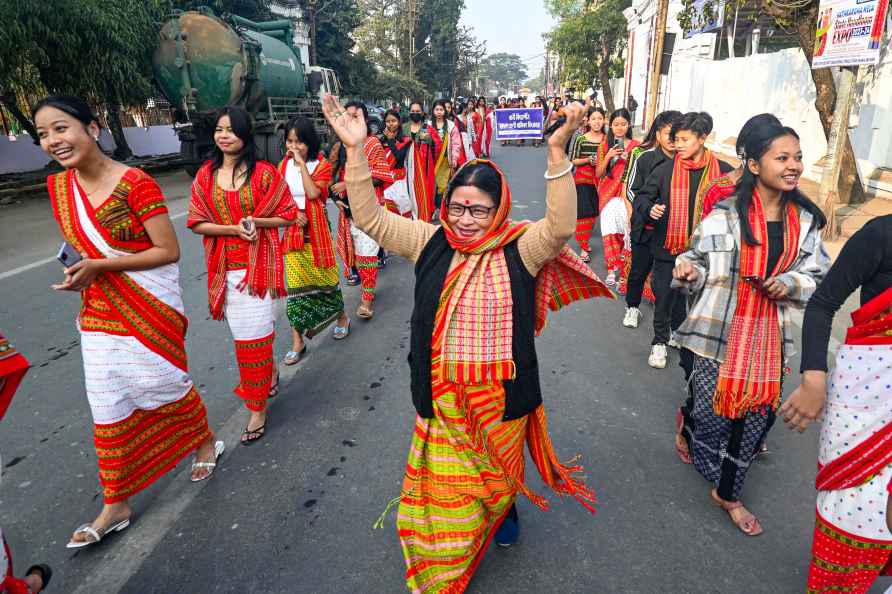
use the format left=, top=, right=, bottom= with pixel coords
left=0, top=125, right=180, bottom=175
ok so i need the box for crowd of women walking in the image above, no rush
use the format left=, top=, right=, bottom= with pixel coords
left=1, top=88, right=890, bottom=594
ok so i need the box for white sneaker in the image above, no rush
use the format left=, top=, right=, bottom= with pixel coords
left=668, top=333, right=680, bottom=349
left=622, top=307, right=641, bottom=328
left=648, top=344, right=668, bottom=369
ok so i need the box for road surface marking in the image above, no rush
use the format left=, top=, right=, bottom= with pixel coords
left=0, top=211, right=187, bottom=281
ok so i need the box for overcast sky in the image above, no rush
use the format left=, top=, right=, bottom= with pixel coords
left=459, top=0, right=556, bottom=77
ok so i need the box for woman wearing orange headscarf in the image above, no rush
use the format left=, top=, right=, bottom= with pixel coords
left=323, top=96, right=611, bottom=593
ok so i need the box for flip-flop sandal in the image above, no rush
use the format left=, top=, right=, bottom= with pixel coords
left=66, top=518, right=131, bottom=549
left=580, top=251, right=591, bottom=263
left=241, top=425, right=266, bottom=446
left=675, top=409, right=692, bottom=464
left=282, top=345, right=307, bottom=366
left=268, top=372, right=281, bottom=399
left=190, top=440, right=226, bottom=483
left=356, top=304, right=374, bottom=320
left=25, top=564, right=53, bottom=590
left=710, top=490, right=763, bottom=536
left=332, top=319, right=351, bottom=340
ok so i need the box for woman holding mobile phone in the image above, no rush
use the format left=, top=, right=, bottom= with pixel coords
left=596, top=108, right=639, bottom=288
left=35, top=96, right=224, bottom=549
left=189, top=106, right=298, bottom=445
left=671, top=122, right=829, bottom=535
left=568, top=107, right=605, bottom=263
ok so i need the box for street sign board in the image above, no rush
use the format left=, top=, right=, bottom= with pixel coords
left=494, top=108, right=544, bottom=140
left=684, top=0, right=726, bottom=38
left=813, top=0, right=889, bottom=68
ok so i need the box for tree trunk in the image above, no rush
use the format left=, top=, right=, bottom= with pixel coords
left=1, top=92, right=39, bottom=144
left=106, top=103, right=133, bottom=160
left=793, top=0, right=865, bottom=206
left=598, top=40, right=616, bottom=113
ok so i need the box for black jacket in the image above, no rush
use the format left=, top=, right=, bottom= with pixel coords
left=627, top=147, right=672, bottom=245
left=408, top=228, right=542, bottom=421
left=635, top=157, right=734, bottom=261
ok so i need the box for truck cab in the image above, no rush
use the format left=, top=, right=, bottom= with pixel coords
left=307, top=66, right=340, bottom=103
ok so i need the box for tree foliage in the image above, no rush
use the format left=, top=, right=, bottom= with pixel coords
left=354, top=0, right=482, bottom=100
left=546, top=0, right=630, bottom=112
left=479, top=53, right=528, bottom=95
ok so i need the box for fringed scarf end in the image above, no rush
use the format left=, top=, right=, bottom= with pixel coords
left=373, top=494, right=403, bottom=529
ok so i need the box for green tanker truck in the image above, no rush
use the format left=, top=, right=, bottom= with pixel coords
left=152, top=8, right=341, bottom=174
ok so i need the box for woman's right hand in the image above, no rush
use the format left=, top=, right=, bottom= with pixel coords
left=673, top=260, right=699, bottom=283
left=290, top=150, right=305, bottom=168
left=649, top=203, right=666, bottom=220
left=322, top=95, right=367, bottom=149
left=548, top=102, right=585, bottom=153
left=780, top=371, right=827, bottom=432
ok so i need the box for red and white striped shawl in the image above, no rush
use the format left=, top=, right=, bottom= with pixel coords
left=278, top=155, right=336, bottom=268
left=188, top=161, right=297, bottom=320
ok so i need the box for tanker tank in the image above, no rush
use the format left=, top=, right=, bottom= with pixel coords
left=152, top=8, right=334, bottom=174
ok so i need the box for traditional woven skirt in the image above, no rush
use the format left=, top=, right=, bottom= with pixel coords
left=285, top=245, right=344, bottom=338
left=396, top=379, right=595, bottom=593
left=80, top=329, right=211, bottom=503
left=398, top=383, right=523, bottom=594
left=808, top=343, right=892, bottom=593
left=681, top=356, right=776, bottom=502
left=224, top=269, right=276, bottom=411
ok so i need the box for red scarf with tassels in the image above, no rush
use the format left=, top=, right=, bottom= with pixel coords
left=278, top=155, right=336, bottom=268
left=664, top=150, right=722, bottom=255
left=435, top=159, right=614, bottom=384
left=188, top=161, right=297, bottom=320
left=713, top=191, right=800, bottom=418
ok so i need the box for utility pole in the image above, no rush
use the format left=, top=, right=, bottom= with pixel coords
left=408, top=0, right=416, bottom=81
left=645, top=0, right=669, bottom=130
left=817, top=65, right=858, bottom=240
left=544, top=45, right=551, bottom=95
left=308, top=0, right=317, bottom=66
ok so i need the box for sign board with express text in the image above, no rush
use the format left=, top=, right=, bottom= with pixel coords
left=494, top=108, right=544, bottom=141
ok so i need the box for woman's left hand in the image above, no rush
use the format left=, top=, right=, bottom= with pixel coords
left=52, top=257, right=103, bottom=291
left=762, top=277, right=789, bottom=300
left=295, top=213, right=308, bottom=227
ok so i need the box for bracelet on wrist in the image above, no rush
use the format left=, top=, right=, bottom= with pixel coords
left=544, top=163, right=574, bottom=180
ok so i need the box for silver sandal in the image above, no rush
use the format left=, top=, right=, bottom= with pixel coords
left=332, top=319, right=351, bottom=340
left=66, top=518, right=130, bottom=549
left=190, top=440, right=225, bottom=483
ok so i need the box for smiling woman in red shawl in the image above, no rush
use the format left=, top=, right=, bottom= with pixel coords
left=323, top=95, right=610, bottom=593
left=189, top=106, right=298, bottom=445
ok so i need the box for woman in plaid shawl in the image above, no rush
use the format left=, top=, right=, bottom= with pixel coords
left=323, top=95, right=611, bottom=593
left=672, top=122, right=829, bottom=536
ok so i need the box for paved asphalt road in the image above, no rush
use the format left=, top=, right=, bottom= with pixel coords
left=0, top=143, right=887, bottom=594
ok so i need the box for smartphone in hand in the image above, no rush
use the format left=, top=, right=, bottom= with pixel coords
left=742, top=275, right=766, bottom=292
left=241, top=219, right=255, bottom=233
left=56, top=241, right=83, bottom=268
